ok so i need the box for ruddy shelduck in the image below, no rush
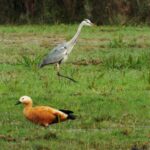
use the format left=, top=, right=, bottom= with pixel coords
left=16, top=96, right=76, bottom=127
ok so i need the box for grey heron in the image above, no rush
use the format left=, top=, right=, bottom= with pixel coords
left=39, top=19, right=93, bottom=82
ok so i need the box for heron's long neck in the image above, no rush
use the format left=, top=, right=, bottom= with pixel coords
left=68, top=23, right=84, bottom=45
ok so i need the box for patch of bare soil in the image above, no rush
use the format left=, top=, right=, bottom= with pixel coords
left=81, top=38, right=110, bottom=42
left=131, top=143, right=150, bottom=150
left=71, top=59, right=102, bottom=66
left=23, top=132, right=57, bottom=141
left=0, top=134, right=16, bottom=142
left=100, top=28, right=119, bottom=32
left=0, top=33, right=65, bottom=46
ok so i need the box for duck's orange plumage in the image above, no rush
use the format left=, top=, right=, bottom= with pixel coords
left=16, top=96, right=76, bottom=127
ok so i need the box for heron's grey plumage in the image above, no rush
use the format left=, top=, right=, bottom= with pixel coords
left=39, top=19, right=93, bottom=82
left=39, top=42, right=68, bottom=67
left=39, top=19, right=93, bottom=68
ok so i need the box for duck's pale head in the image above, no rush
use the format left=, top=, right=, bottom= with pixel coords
left=16, top=96, right=32, bottom=106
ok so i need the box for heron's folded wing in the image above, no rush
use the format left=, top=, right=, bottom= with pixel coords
left=42, top=43, right=67, bottom=65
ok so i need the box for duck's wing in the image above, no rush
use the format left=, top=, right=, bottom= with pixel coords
left=31, top=106, right=68, bottom=124
left=26, top=107, right=56, bottom=125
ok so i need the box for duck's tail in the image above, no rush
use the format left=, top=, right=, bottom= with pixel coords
left=67, top=113, right=76, bottom=120
left=59, top=109, right=76, bottom=120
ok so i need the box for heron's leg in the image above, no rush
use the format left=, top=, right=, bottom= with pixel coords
left=56, top=63, right=77, bottom=83
left=56, top=63, right=60, bottom=75
left=56, top=63, right=61, bottom=81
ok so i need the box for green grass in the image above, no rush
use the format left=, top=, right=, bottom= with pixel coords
left=0, top=25, right=150, bottom=150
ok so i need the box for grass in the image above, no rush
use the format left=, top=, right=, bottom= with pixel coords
left=0, top=24, right=150, bottom=150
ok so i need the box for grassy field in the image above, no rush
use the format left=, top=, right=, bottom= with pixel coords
left=0, top=24, right=150, bottom=150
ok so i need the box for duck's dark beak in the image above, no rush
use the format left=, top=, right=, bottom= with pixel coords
left=15, top=101, right=21, bottom=105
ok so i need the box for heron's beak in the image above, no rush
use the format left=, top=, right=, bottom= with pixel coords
left=89, top=22, right=95, bottom=26
left=15, top=101, right=21, bottom=105
left=92, top=22, right=97, bottom=26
